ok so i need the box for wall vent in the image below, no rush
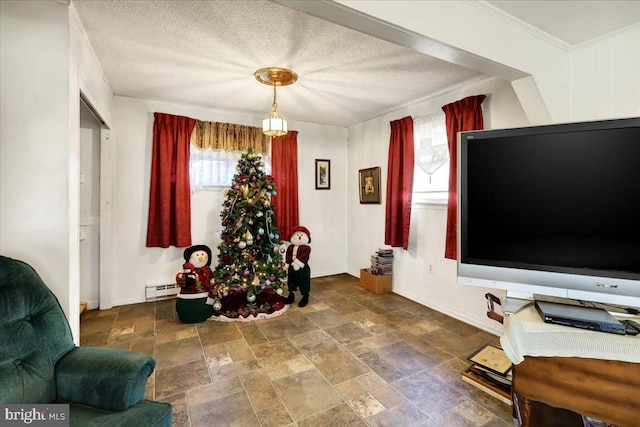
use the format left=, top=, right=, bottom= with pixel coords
left=145, top=283, right=179, bottom=301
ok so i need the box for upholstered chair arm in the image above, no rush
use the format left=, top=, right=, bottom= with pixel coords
left=56, top=347, right=155, bottom=411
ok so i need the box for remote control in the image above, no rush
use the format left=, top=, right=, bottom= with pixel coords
left=621, top=320, right=640, bottom=335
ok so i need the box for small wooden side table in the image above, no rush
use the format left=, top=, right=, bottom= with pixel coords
left=485, top=294, right=640, bottom=427
left=512, top=356, right=639, bottom=427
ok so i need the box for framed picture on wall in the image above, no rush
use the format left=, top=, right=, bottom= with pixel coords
left=359, top=167, right=381, bottom=204
left=315, top=159, right=331, bottom=190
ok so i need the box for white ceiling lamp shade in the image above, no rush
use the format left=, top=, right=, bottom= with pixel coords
left=263, top=100, right=287, bottom=136
left=254, top=67, right=298, bottom=137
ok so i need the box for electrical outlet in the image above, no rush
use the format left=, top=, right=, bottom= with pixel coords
left=428, top=264, right=434, bottom=274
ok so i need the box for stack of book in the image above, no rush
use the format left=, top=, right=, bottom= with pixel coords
left=461, top=343, right=512, bottom=406
left=369, top=248, right=393, bottom=275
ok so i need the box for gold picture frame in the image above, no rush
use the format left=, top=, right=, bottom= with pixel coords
left=467, top=343, right=512, bottom=376
left=315, top=159, right=330, bottom=190
left=359, top=167, right=381, bottom=204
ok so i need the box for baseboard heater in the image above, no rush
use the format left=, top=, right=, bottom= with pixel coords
left=145, top=283, right=179, bottom=301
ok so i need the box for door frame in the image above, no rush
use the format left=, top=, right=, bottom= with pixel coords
left=99, top=127, right=113, bottom=310
left=79, top=93, right=114, bottom=310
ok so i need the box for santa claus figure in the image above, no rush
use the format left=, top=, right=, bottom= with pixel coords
left=284, top=226, right=312, bottom=307
left=175, top=245, right=214, bottom=323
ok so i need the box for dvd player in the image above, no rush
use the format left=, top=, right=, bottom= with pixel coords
left=535, top=301, right=626, bottom=335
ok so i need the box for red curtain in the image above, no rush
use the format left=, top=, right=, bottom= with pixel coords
left=146, top=112, right=196, bottom=248
left=385, top=116, right=414, bottom=250
left=271, top=131, right=299, bottom=239
left=442, top=95, right=486, bottom=260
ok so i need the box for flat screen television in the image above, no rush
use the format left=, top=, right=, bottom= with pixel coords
left=457, top=117, right=640, bottom=309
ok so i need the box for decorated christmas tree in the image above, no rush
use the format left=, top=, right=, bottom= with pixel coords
left=208, top=148, right=287, bottom=318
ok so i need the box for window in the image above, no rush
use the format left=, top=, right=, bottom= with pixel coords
left=189, top=146, right=271, bottom=190
left=413, top=112, right=449, bottom=202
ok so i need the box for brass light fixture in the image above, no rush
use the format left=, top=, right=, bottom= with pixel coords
left=254, top=67, right=298, bottom=136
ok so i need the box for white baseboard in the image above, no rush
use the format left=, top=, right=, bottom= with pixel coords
left=112, top=296, right=147, bottom=307
left=393, top=288, right=504, bottom=336
left=86, top=300, right=100, bottom=310
left=311, top=268, right=350, bottom=278
left=347, top=269, right=361, bottom=278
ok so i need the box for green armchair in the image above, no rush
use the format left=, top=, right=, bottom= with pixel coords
left=0, top=256, right=172, bottom=426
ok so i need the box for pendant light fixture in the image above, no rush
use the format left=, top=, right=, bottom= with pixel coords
left=254, top=67, right=298, bottom=136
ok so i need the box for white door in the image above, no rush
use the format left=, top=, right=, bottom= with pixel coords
left=79, top=100, right=102, bottom=309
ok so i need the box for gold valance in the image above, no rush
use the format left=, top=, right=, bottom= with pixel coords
left=190, top=121, right=270, bottom=154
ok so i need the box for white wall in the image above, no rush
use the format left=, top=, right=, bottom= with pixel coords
left=336, top=1, right=640, bottom=126
left=347, top=77, right=530, bottom=335
left=110, top=96, right=347, bottom=306
left=571, top=24, right=640, bottom=121
left=339, top=3, right=639, bottom=335
left=1, top=0, right=73, bottom=320
left=336, top=0, right=571, bottom=123
left=1, top=1, right=112, bottom=343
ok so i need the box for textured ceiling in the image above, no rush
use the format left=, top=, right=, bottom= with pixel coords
left=73, top=0, right=484, bottom=127
left=73, top=0, right=639, bottom=128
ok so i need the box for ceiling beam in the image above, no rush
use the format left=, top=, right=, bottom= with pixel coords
left=274, top=0, right=528, bottom=82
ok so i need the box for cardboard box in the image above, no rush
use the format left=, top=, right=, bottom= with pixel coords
left=360, top=268, right=392, bottom=294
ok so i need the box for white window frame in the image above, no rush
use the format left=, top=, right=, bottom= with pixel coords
left=413, top=112, right=449, bottom=204
left=189, top=146, right=272, bottom=190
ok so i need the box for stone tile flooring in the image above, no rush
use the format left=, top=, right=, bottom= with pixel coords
left=80, top=274, right=513, bottom=427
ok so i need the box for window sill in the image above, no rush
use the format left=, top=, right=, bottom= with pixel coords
left=191, top=185, right=228, bottom=192
left=412, top=192, right=448, bottom=207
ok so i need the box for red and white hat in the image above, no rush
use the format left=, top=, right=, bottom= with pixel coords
left=289, top=226, right=311, bottom=243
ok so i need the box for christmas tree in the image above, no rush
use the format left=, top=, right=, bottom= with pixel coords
left=209, top=148, right=288, bottom=318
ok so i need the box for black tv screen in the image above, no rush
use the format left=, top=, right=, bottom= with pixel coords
left=458, top=117, right=640, bottom=305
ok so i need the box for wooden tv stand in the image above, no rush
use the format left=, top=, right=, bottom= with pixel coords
left=512, top=356, right=639, bottom=427
left=487, top=295, right=640, bottom=427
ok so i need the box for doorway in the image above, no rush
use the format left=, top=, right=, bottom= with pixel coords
left=79, top=99, right=102, bottom=311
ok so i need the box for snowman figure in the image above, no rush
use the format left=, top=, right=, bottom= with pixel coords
left=284, top=226, right=312, bottom=307
left=175, top=245, right=214, bottom=323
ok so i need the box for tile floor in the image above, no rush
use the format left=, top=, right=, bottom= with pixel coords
left=80, top=274, right=513, bottom=427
